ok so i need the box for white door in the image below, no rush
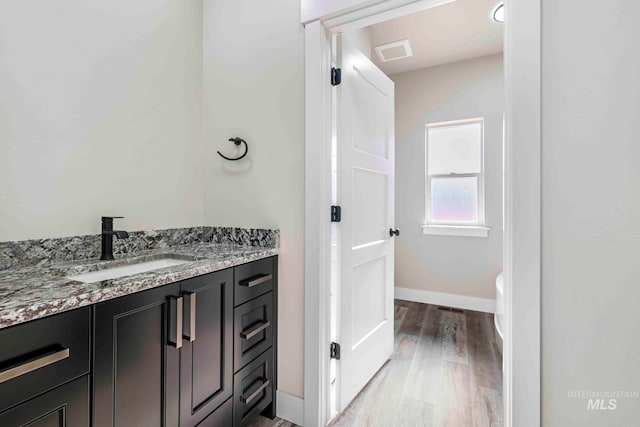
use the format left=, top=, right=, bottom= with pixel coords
left=337, top=39, right=396, bottom=410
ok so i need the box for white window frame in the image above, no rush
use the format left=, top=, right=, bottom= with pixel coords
left=423, top=117, right=490, bottom=237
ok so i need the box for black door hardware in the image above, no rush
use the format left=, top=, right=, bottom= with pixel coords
left=331, top=206, right=342, bottom=222
left=330, top=342, right=341, bottom=360
left=217, top=137, right=248, bottom=161
left=389, top=228, right=400, bottom=237
left=331, top=67, right=341, bottom=86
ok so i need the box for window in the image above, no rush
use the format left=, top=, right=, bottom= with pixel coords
left=424, top=118, right=489, bottom=237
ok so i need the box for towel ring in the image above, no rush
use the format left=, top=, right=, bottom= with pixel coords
left=217, top=137, right=248, bottom=161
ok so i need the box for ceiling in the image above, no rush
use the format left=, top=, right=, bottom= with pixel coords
left=367, top=0, right=504, bottom=75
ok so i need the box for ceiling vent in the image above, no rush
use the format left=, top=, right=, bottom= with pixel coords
left=374, top=39, right=413, bottom=63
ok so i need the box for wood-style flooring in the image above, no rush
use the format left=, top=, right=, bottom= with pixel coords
left=249, top=417, right=298, bottom=427
left=250, top=300, right=503, bottom=427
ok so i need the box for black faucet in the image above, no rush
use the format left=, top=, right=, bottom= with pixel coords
left=101, top=216, right=129, bottom=260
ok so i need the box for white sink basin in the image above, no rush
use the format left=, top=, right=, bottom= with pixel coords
left=66, top=258, right=190, bottom=283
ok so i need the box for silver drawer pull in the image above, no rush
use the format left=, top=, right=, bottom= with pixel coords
left=241, top=321, right=271, bottom=340
left=183, top=291, right=196, bottom=342
left=241, top=378, right=270, bottom=404
left=240, top=274, right=272, bottom=288
left=168, top=296, right=183, bottom=349
left=0, top=347, right=70, bottom=384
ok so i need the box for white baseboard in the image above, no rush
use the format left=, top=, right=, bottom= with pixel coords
left=276, top=390, right=304, bottom=426
left=395, top=287, right=496, bottom=313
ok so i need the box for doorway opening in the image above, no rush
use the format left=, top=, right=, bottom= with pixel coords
left=327, top=1, right=505, bottom=424
left=304, top=0, right=541, bottom=426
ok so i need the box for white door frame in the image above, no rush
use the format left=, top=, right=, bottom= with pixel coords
left=303, top=1, right=541, bottom=426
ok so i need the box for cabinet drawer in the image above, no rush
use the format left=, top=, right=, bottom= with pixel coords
left=234, top=292, right=273, bottom=371
left=234, top=258, right=274, bottom=307
left=196, top=397, right=233, bottom=427
left=0, top=375, right=90, bottom=427
left=233, top=349, right=274, bottom=427
left=0, top=307, right=91, bottom=413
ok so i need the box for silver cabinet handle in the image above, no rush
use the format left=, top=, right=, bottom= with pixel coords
left=182, top=291, right=196, bottom=342
left=241, top=378, right=270, bottom=404
left=240, top=321, right=271, bottom=340
left=168, top=296, right=183, bottom=349
left=0, top=347, right=70, bottom=384
left=240, top=274, right=272, bottom=288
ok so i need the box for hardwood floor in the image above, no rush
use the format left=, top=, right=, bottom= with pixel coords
left=251, top=300, right=502, bottom=427
left=250, top=416, right=298, bottom=427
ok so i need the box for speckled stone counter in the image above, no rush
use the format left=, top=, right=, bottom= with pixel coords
left=0, top=228, right=279, bottom=330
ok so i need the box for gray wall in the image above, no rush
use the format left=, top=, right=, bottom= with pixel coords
left=0, top=0, right=204, bottom=240
left=541, top=0, right=640, bottom=423
left=393, top=54, right=504, bottom=299
left=202, top=0, right=305, bottom=398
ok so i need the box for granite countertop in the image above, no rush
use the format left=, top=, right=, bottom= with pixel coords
left=0, top=242, right=278, bottom=330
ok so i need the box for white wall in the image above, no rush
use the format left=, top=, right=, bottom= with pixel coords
left=302, top=0, right=372, bottom=22
left=344, top=27, right=372, bottom=59
left=1, top=0, right=306, bottom=402
left=302, top=0, right=444, bottom=24
left=0, top=0, right=203, bottom=240
left=202, top=0, right=305, bottom=398
left=393, top=54, right=503, bottom=300
left=541, top=0, right=640, bottom=424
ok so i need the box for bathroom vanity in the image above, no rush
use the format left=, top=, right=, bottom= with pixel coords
left=0, top=229, right=278, bottom=427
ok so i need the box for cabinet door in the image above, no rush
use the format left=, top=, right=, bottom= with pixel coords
left=179, top=269, right=233, bottom=427
left=196, top=397, right=233, bottom=427
left=0, top=375, right=89, bottom=427
left=93, top=283, right=181, bottom=427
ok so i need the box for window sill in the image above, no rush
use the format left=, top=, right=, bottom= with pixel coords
left=421, top=224, right=490, bottom=238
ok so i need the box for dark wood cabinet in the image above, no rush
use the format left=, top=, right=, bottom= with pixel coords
left=233, top=349, right=275, bottom=427
left=234, top=257, right=274, bottom=307
left=0, top=376, right=90, bottom=427
left=0, top=307, right=90, bottom=414
left=179, top=269, right=233, bottom=427
left=234, top=292, right=273, bottom=371
left=1, top=256, right=277, bottom=427
left=92, top=267, right=239, bottom=427
left=197, top=397, right=233, bottom=427
left=93, top=282, right=181, bottom=427
left=233, top=256, right=278, bottom=424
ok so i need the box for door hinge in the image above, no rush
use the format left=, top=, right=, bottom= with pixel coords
left=331, top=67, right=342, bottom=86
left=330, top=342, right=341, bottom=360
left=331, top=205, right=342, bottom=222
